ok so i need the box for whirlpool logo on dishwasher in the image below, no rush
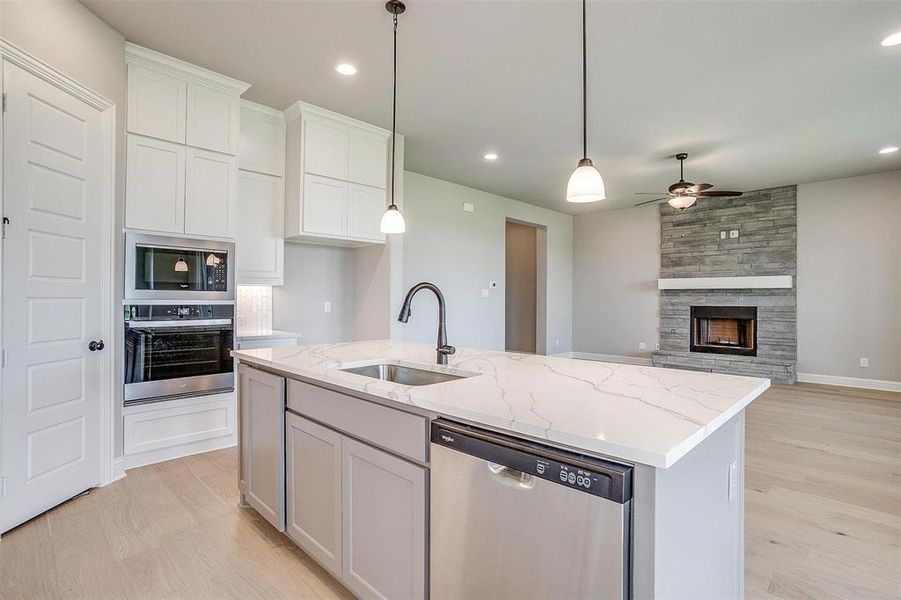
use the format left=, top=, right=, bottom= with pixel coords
left=440, top=433, right=456, bottom=443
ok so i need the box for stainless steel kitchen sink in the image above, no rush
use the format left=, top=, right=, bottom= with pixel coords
left=340, top=362, right=468, bottom=386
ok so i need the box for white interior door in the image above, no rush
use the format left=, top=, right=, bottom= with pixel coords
left=1, top=60, right=105, bottom=534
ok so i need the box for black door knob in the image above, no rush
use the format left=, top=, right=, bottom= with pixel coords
left=88, top=340, right=105, bottom=352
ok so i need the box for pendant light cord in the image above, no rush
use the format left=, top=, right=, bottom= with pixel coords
left=581, top=0, right=587, bottom=160
left=389, top=11, right=398, bottom=208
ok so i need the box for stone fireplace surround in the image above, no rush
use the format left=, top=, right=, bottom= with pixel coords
left=651, top=186, right=798, bottom=384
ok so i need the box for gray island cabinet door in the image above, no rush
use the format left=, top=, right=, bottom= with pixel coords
left=238, top=365, right=285, bottom=531
left=286, top=412, right=343, bottom=578
left=342, top=437, right=426, bottom=600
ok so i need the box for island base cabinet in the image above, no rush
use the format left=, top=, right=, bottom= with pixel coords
left=285, top=409, right=426, bottom=600
left=286, top=412, right=343, bottom=578
left=342, top=437, right=426, bottom=600
left=238, top=366, right=286, bottom=531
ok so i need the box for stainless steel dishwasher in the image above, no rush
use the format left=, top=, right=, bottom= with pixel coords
left=430, top=419, right=633, bottom=600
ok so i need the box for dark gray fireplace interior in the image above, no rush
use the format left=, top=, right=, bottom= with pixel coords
left=690, top=306, right=757, bottom=356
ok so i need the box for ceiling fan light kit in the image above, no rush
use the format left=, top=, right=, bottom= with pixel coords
left=380, top=0, right=407, bottom=234
left=667, top=195, right=698, bottom=210
left=566, top=0, right=606, bottom=203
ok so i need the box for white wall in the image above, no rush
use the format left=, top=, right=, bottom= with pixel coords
left=572, top=204, right=660, bottom=359
left=797, top=170, right=901, bottom=382
left=1, top=0, right=129, bottom=455
left=273, top=243, right=355, bottom=344
left=401, top=171, right=573, bottom=353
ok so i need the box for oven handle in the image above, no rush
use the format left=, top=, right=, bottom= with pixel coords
left=126, top=319, right=233, bottom=329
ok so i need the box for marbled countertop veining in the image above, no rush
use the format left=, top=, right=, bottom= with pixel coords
left=232, top=340, right=770, bottom=468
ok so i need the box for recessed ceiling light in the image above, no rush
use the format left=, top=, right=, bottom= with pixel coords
left=881, top=31, right=901, bottom=47
left=878, top=145, right=899, bottom=154
left=335, top=63, right=357, bottom=76
left=483, top=152, right=499, bottom=161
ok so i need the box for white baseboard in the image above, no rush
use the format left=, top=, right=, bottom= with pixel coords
left=124, top=434, right=237, bottom=470
left=549, top=351, right=574, bottom=358
left=569, top=351, right=654, bottom=367
left=797, top=372, right=901, bottom=393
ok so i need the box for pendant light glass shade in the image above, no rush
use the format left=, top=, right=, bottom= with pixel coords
left=380, top=204, right=406, bottom=233
left=667, top=194, right=698, bottom=210
left=566, top=158, right=606, bottom=203
left=174, top=258, right=189, bottom=272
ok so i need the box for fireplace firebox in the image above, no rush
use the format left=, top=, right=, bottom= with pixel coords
left=690, top=306, right=757, bottom=356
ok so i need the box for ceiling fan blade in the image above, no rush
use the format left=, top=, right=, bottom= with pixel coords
left=668, top=181, right=693, bottom=194
left=634, top=197, right=669, bottom=206
left=687, top=183, right=713, bottom=193
left=697, top=190, right=743, bottom=197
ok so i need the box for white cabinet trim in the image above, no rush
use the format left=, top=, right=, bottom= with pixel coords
left=125, top=42, right=250, bottom=96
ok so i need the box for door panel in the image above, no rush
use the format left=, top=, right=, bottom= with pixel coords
left=286, top=412, right=342, bottom=578
left=236, top=170, right=283, bottom=284
left=303, top=118, right=348, bottom=180
left=348, top=132, right=387, bottom=189
left=185, top=147, right=237, bottom=238
left=347, top=184, right=387, bottom=243
left=342, top=438, right=426, bottom=600
left=126, top=64, right=187, bottom=143
left=186, top=83, right=239, bottom=155
left=1, top=60, right=104, bottom=534
left=125, top=134, right=186, bottom=234
left=302, top=174, right=347, bottom=237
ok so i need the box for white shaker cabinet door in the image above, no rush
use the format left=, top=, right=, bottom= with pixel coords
left=342, top=438, right=426, bottom=600
left=348, top=131, right=388, bottom=189
left=303, top=118, right=348, bottom=181
left=302, top=174, right=347, bottom=238
left=347, top=184, right=387, bottom=243
left=286, top=412, right=343, bottom=579
left=125, top=134, right=186, bottom=234
left=126, top=65, right=187, bottom=143
left=185, top=147, right=237, bottom=239
left=239, top=102, right=286, bottom=176
left=236, top=170, right=284, bottom=285
left=239, top=366, right=285, bottom=531
left=186, top=83, right=240, bottom=155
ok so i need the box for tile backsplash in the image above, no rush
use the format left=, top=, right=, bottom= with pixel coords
left=237, top=285, right=273, bottom=333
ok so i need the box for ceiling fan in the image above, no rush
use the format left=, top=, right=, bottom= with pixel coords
left=634, top=153, right=743, bottom=210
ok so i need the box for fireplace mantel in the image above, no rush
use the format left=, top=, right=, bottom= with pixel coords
left=657, top=276, right=793, bottom=290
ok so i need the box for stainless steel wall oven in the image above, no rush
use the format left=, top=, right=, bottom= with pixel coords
left=125, top=232, right=235, bottom=302
left=124, top=304, right=235, bottom=404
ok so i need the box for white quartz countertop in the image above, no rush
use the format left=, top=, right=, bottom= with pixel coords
left=232, top=340, right=770, bottom=468
left=236, top=329, right=301, bottom=342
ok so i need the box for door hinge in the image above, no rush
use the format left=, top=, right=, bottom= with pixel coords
left=0, top=476, right=6, bottom=498
left=1, top=349, right=6, bottom=368
left=1, top=93, right=6, bottom=113
left=2, top=217, right=8, bottom=240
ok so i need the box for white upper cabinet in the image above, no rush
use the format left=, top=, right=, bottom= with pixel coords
left=349, top=132, right=388, bottom=188
left=237, top=170, right=284, bottom=285
left=124, top=43, right=249, bottom=239
left=125, top=134, right=186, bottom=234
left=285, top=102, right=393, bottom=246
left=185, top=147, right=237, bottom=239
left=304, top=118, right=350, bottom=180
left=239, top=101, right=286, bottom=176
left=127, top=65, right=187, bottom=144
left=347, top=184, right=387, bottom=242
left=186, top=83, right=240, bottom=155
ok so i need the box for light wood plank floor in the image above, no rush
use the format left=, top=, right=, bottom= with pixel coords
left=0, top=383, right=898, bottom=599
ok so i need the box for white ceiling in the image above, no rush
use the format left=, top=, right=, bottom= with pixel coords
left=82, top=0, right=901, bottom=214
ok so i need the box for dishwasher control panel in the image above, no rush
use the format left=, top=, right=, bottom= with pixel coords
left=432, top=420, right=632, bottom=503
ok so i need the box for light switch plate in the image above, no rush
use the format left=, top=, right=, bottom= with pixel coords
left=729, top=229, right=739, bottom=239
left=720, top=230, right=727, bottom=239
left=860, top=357, right=869, bottom=368
left=324, top=301, right=332, bottom=313
left=638, top=342, right=647, bottom=350
left=463, top=202, right=474, bottom=213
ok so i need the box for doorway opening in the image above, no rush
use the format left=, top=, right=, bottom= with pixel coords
left=505, top=220, right=547, bottom=354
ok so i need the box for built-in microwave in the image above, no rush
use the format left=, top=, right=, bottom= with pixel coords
left=125, top=233, right=235, bottom=302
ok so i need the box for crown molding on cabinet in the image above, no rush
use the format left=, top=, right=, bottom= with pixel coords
left=284, top=100, right=390, bottom=137
left=241, top=98, right=286, bottom=123
left=125, top=42, right=250, bottom=96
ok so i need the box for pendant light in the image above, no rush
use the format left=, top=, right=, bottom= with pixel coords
left=174, top=257, right=189, bottom=272
left=380, top=0, right=407, bottom=233
left=566, top=0, right=606, bottom=203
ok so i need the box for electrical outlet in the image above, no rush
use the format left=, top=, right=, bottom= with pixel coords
left=728, top=460, right=738, bottom=502
left=860, top=357, right=869, bottom=368
left=729, top=229, right=739, bottom=239
left=323, top=301, right=332, bottom=313
left=638, top=342, right=647, bottom=351
left=481, top=289, right=489, bottom=297
left=655, top=343, right=660, bottom=351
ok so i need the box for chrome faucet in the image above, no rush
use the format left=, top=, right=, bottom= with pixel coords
left=398, top=282, right=456, bottom=365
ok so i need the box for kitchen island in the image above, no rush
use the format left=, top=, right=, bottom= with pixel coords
left=233, top=340, right=770, bottom=599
